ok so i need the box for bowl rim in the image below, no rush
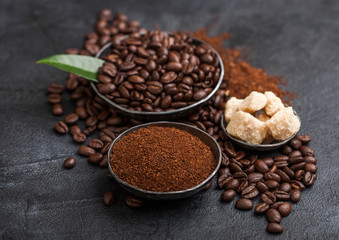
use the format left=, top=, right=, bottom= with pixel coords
left=107, top=121, right=222, bottom=197
left=220, top=111, right=300, bottom=150
left=90, top=33, right=224, bottom=117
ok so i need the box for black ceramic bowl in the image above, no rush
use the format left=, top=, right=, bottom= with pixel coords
left=91, top=34, right=224, bottom=121
left=220, top=113, right=300, bottom=151
left=107, top=121, right=221, bottom=200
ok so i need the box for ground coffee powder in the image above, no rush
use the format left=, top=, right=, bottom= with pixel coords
left=110, top=126, right=216, bottom=192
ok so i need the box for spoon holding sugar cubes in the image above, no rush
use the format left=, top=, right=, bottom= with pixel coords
left=221, top=91, right=300, bottom=151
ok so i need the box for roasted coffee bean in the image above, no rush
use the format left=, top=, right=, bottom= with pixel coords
left=270, top=201, right=284, bottom=209
left=244, top=165, right=255, bottom=174
left=264, top=180, right=280, bottom=190
left=291, top=180, right=305, bottom=191
left=272, top=190, right=290, bottom=201
left=241, top=185, right=259, bottom=199
left=261, top=191, right=276, bottom=204
left=88, top=153, right=103, bottom=163
left=281, top=145, right=293, bottom=155
left=297, top=134, right=312, bottom=144
left=239, top=159, right=251, bottom=168
left=273, top=155, right=289, bottom=168
left=264, top=173, right=281, bottom=182
left=78, top=145, right=96, bottom=156
left=304, top=163, right=317, bottom=173
left=224, top=179, right=240, bottom=190
left=280, top=183, right=292, bottom=193
left=221, top=190, right=236, bottom=202
left=255, top=160, right=269, bottom=173
left=303, top=172, right=317, bottom=186
left=218, top=174, right=232, bottom=189
left=289, top=150, right=302, bottom=158
left=233, top=171, right=247, bottom=182
left=237, top=181, right=249, bottom=193
left=100, top=142, right=111, bottom=154
left=294, top=169, right=305, bottom=181
left=224, top=147, right=236, bottom=158
left=276, top=169, right=291, bottom=182
left=267, top=223, right=283, bottom=234
left=290, top=162, right=306, bottom=171
left=86, top=116, right=98, bottom=127
left=75, top=106, right=88, bottom=119
left=234, top=151, right=245, bottom=161
left=256, top=182, right=269, bottom=192
left=290, top=138, right=302, bottom=149
left=290, top=189, right=301, bottom=203
left=218, top=167, right=231, bottom=176
left=193, top=89, right=208, bottom=101
left=103, top=191, right=115, bottom=206
left=63, top=157, right=76, bottom=169
left=220, top=152, right=229, bottom=167
left=54, top=121, right=69, bottom=134
left=266, top=208, right=281, bottom=223
left=73, top=132, right=86, bottom=143
left=235, top=198, right=253, bottom=211
left=47, top=83, right=65, bottom=94
left=304, top=156, right=317, bottom=164
left=278, top=202, right=292, bottom=217
left=52, top=104, right=64, bottom=116
left=203, top=181, right=212, bottom=191
left=261, top=157, right=274, bottom=168
left=255, top=202, right=269, bottom=214
left=282, top=166, right=295, bottom=179
left=65, top=113, right=79, bottom=125
left=288, top=157, right=304, bottom=165
left=248, top=172, right=263, bottom=184
left=126, top=196, right=143, bottom=208
left=83, top=125, right=97, bottom=135
left=229, top=162, right=243, bottom=172
left=48, top=93, right=62, bottom=104
left=269, top=165, right=277, bottom=173
left=88, top=139, right=104, bottom=149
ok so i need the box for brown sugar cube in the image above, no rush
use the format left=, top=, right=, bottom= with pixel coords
left=264, top=91, right=284, bottom=116
left=240, top=91, right=267, bottom=113
left=257, top=113, right=273, bottom=143
left=266, top=107, right=301, bottom=141
left=226, top=111, right=267, bottom=144
left=224, top=97, right=243, bottom=122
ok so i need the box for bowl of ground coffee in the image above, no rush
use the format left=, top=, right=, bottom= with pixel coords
left=107, top=121, right=221, bottom=200
left=91, top=31, right=224, bottom=121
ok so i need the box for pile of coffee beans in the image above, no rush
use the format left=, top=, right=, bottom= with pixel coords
left=46, top=9, right=317, bottom=234
left=219, top=134, right=316, bottom=234
left=96, top=31, right=221, bottom=112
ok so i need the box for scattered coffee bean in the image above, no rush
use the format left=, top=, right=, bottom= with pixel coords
left=103, top=191, right=115, bottom=206
left=278, top=202, right=292, bottom=217
left=47, top=83, right=65, bottom=94
left=266, top=208, right=281, bottom=223
left=221, top=189, right=236, bottom=202
left=290, top=189, right=301, bottom=203
left=270, top=201, right=284, bottom=209
left=88, top=153, right=103, bottom=163
left=254, top=202, right=269, bottom=214
left=267, top=223, right=283, bottom=234
left=78, top=145, right=96, bottom=156
left=241, top=185, right=259, bottom=199
left=300, top=146, right=314, bottom=156
left=290, top=138, right=302, bottom=149
left=126, top=196, right=143, bottom=208
left=54, top=121, right=69, bottom=134
left=48, top=93, right=62, bottom=104
left=235, top=198, right=253, bottom=211
left=280, top=183, right=292, bottom=192
left=73, top=132, right=86, bottom=143
left=88, top=139, right=104, bottom=149
left=63, top=157, right=76, bottom=169
left=297, top=135, right=312, bottom=144
left=261, top=191, right=276, bottom=205
left=52, top=104, right=64, bottom=115
left=203, top=181, right=212, bottom=191
left=65, top=113, right=79, bottom=125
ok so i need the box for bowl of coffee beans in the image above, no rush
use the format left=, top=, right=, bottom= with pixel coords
left=91, top=31, right=224, bottom=121
left=107, top=121, right=221, bottom=200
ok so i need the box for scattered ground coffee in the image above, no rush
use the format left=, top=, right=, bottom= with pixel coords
left=110, top=126, right=216, bottom=192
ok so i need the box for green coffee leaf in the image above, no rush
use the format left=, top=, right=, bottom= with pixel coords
left=37, top=54, right=105, bottom=82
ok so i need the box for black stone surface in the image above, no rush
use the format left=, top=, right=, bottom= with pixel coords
left=1, top=0, right=339, bottom=239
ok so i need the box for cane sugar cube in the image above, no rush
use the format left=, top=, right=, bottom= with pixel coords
left=224, top=97, right=243, bottom=122
left=240, top=91, right=267, bottom=113
left=257, top=113, right=271, bottom=122
left=264, top=91, right=284, bottom=116
left=226, top=111, right=267, bottom=144
left=266, top=107, right=300, bottom=141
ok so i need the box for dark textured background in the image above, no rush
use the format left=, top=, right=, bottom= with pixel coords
left=1, top=0, right=339, bottom=239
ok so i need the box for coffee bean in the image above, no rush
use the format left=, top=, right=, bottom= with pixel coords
left=70, top=125, right=81, bottom=135
left=266, top=208, right=281, bottom=223
left=297, top=134, right=312, bottom=144
left=224, top=179, right=240, bottom=190
left=54, top=121, right=69, bottom=134
left=237, top=181, right=249, bottom=193
left=304, top=163, right=317, bottom=173
left=235, top=198, right=253, bottom=211
left=276, top=169, right=291, bottom=182
left=290, top=189, right=301, bottom=203
left=272, top=190, right=290, bottom=201
left=303, top=172, right=317, bottom=186
left=193, top=89, right=208, bottom=101
left=289, top=150, right=302, bottom=158
left=75, top=106, right=88, bottom=119
left=270, top=201, right=284, bottom=209
left=256, top=182, right=269, bottom=192
left=233, top=171, right=247, bottom=183
left=278, top=202, right=292, bottom=217
left=261, top=157, right=274, bottom=168
left=304, top=156, right=317, bottom=164
left=218, top=167, right=231, bottom=176
left=264, top=180, right=280, bottom=190
left=294, top=169, right=305, bottom=181
left=83, top=125, right=97, bottom=136
left=267, top=223, right=283, bottom=234
left=52, top=104, right=64, bottom=116
left=126, top=196, right=143, bottom=208
left=88, top=153, right=103, bottom=163
left=103, top=191, right=115, bottom=206
left=264, top=172, right=281, bottom=182
left=280, top=183, right=292, bottom=192
left=290, top=162, right=306, bottom=171
left=261, top=191, right=276, bottom=204
left=291, top=180, right=305, bottom=191
left=78, top=145, right=96, bottom=156
left=229, top=162, right=243, bottom=172
left=221, top=189, right=236, bottom=202
left=241, top=185, right=259, bottom=199
left=288, top=156, right=304, bottom=165
left=255, top=202, right=269, bottom=214
left=48, top=93, right=62, bottom=104
left=290, top=138, right=302, bottom=149
left=282, top=166, right=295, bottom=179
left=248, top=172, right=263, bottom=184
left=65, top=113, right=79, bottom=125
left=47, top=83, right=65, bottom=94
left=281, top=145, right=293, bottom=155
left=255, top=160, right=269, bottom=173
left=203, top=181, right=212, bottom=191
left=73, top=132, right=86, bottom=143
left=218, top=174, right=232, bottom=189
left=88, top=139, right=104, bottom=149
left=63, top=157, right=76, bottom=169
